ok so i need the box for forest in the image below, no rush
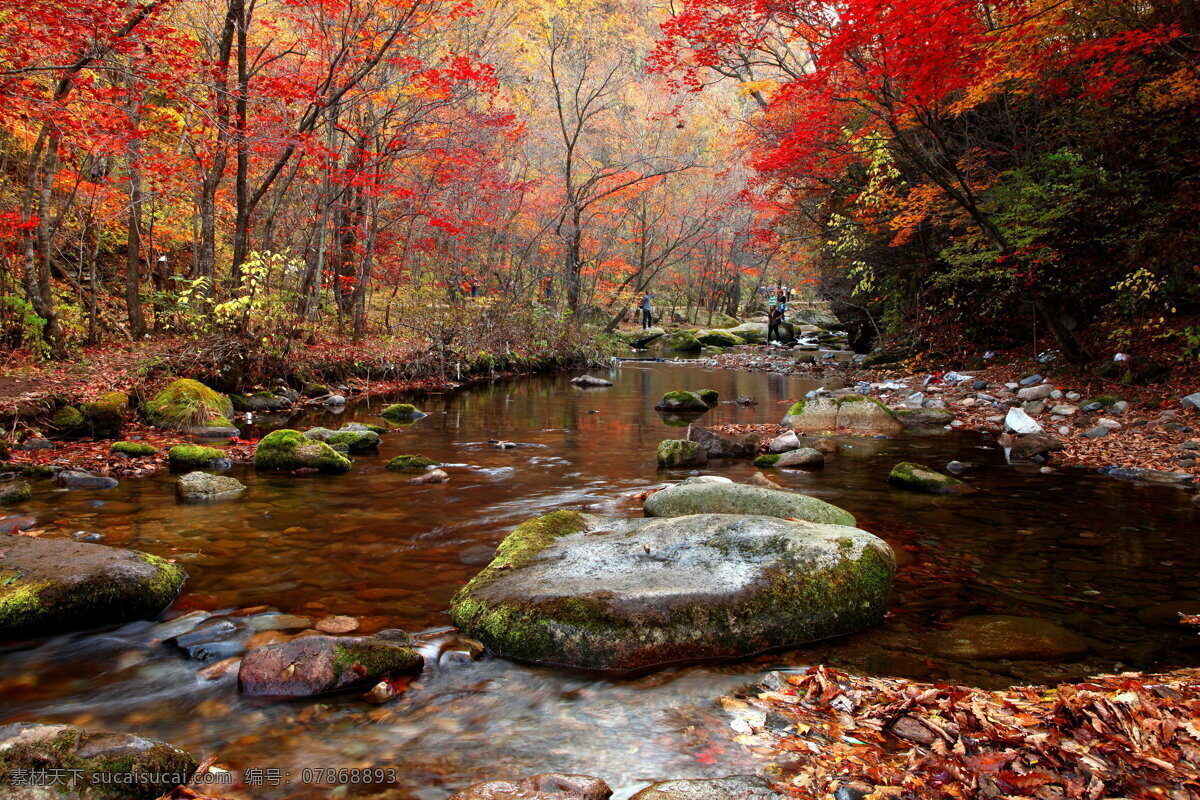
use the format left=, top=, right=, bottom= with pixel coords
left=1, top=1, right=1199, bottom=800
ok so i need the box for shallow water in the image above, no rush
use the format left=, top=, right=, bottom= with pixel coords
left=2, top=360, right=1198, bottom=798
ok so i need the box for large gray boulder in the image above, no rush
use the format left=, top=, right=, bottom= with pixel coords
left=729, top=321, right=791, bottom=344
left=449, top=511, right=893, bottom=671
left=782, top=395, right=903, bottom=435
left=630, top=776, right=781, bottom=800
left=176, top=471, right=246, bottom=502
left=643, top=482, right=854, bottom=526
left=0, top=534, right=186, bottom=637
left=624, top=327, right=666, bottom=348
left=0, top=723, right=197, bottom=799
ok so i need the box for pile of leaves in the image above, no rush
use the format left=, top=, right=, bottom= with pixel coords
left=731, top=666, right=1200, bottom=799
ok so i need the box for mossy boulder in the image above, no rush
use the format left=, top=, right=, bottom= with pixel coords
left=0, top=534, right=186, bottom=637
left=0, top=722, right=197, bottom=799
left=703, top=312, right=741, bottom=329
left=643, top=482, right=855, bottom=526
left=144, top=379, right=234, bottom=431
left=176, top=471, right=246, bottom=503
left=342, top=422, right=390, bottom=434
left=655, top=391, right=710, bottom=413
left=0, top=482, right=32, bottom=504
left=303, top=382, right=332, bottom=398
left=685, top=424, right=758, bottom=459
left=622, top=327, right=666, bottom=348
left=110, top=441, right=158, bottom=457
left=325, top=430, right=381, bottom=453
left=695, top=389, right=719, bottom=404
left=52, top=405, right=86, bottom=434
left=653, top=330, right=703, bottom=352
left=237, top=631, right=422, bottom=697
left=656, top=439, right=708, bottom=468
left=254, top=429, right=351, bottom=473
left=695, top=329, right=745, bottom=348
left=449, top=511, right=894, bottom=671
left=167, top=444, right=225, bottom=469
left=753, top=453, right=781, bottom=468
left=381, top=403, right=426, bottom=421
left=386, top=455, right=439, bottom=471
left=80, top=391, right=130, bottom=437
left=896, top=408, right=956, bottom=428
left=887, top=462, right=973, bottom=494
left=783, top=394, right=903, bottom=435
left=729, top=321, right=792, bottom=344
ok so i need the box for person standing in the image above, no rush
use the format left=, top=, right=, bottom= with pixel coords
left=639, top=292, right=654, bottom=329
left=469, top=277, right=480, bottom=298
left=768, top=294, right=787, bottom=343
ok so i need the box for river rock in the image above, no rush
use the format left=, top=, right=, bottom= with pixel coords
left=1004, top=407, right=1043, bottom=435
left=0, top=534, right=185, bottom=636
left=1101, top=466, right=1195, bottom=484
left=176, top=471, right=246, bottom=502
left=695, top=329, right=745, bottom=348
left=1183, top=392, right=1200, bottom=410
left=450, top=511, right=892, bottom=670
left=887, top=462, right=971, bottom=494
left=1019, top=374, right=1043, bottom=387
left=237, top=631, right=422, bottom=697
left=643, top=482, right=854, bottom=526
left=16, top=436, right=53, bottom=451
left=630, top=776, right=781, bottom=800
left=0, top=481, right=32, bottom=504
left=145, top=378, right=234, bottom=432
left=1017, top=384, right=1054, bottom=401
left=254, top=429, right=351, bottom=473
left=381, top=403, right=426, bottom=421
left=767, top=431, right=800, bottom=453
left=626, top=327, right=666, bottom=348
left=449, top=774, right=613, bottom=800
left=896, top=408, right=955, bottom=428
left=748, top=472, right=785, bottom=490
left=782, top=395, right=902, bottom=435
left=775, top=447, right=824, bottom=469
left=1001, top=433, right=1065, bottom=460
left=1136, top=600, right=1200, bottom=626
left=685, top=424, right=759, bottom=459
left=928, top=615, right=1087, bottom=661
left=410, top=468, right=450, bottom=484
left=81, top=391, right=130, bottom=437
left=656, top=439, right=708, bottom=468
left=0, top=722, right=197, bottom=799
left=570, top=375, right=613, bottom=387
left=54, top=470, right=119, bottom=490
left=653, top=331, right=703, bottom=352
left=655, top=391, right=710, bottom=413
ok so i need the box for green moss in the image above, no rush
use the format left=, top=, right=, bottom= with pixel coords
left=381, top=403, right=424, bottom=421
left=52, top=405, right=85, bottom=432
left=0, top=481, right=33, bottom=503
left=386, top=455, right=439, bottom=471
left=167, top=444, right=225, bottom=468
left=304, top=382, right=332, bottom=397
left=82, top=392, right=129, bottom=436
left=1086, top=395, right=1119, bottom=408
left=254, top=429, right=351, bottom=473
left=656, top=439, right=705, bottom=467
left=325, top=431, right=380, bottom=453
left=136, top=553, right=188, bottom=607
left=696, top=389, right=720, bottom=404
left=887, top=461, right=967, bottom=494
left=0, top=579, right=48, bottom=630
left=753, top=453, right=781, bottom=467
left=144, top=379, right=234, bottom=430
left=695, top=330, right=744, bottom=348
left=331, top=638, right=421, bottom=681
left=656, top=390, right=709, bottom=413
left=111, top=441, right=158, bottom=457
left=229, top=393, right=250, bottom=412
left=786, top=399, right=808, bottom=416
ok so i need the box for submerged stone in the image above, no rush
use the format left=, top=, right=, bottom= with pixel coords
left=887, top=462, right=972, bottom=494
left=927, top=615, right=1087, bottom=661
left=655, top=391, right=710, bottom=413
left=0, top=534, right=185, bottom=637
left=0, top=482, right=32, bottom=504
left=381, top=403, right=426, bottom=421
left=449, top=511, right=893, bottom=671
left=643, top=482, right=854, bottom=526
left=449, top=774, right=612, bottom=800
left=630, top=776, right=781, bottom=800
left=176, top=471, right=246, bottom=503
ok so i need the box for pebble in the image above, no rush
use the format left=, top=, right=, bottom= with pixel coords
left=315, top=615, right=359, bottom=634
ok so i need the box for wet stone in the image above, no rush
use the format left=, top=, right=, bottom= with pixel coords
left=449, top=774, right=613, bottom=800
left=629, top=776, right=781, bottom=800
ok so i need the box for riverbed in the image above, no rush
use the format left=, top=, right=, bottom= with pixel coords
left=2, top=360, right=1198, bottom=799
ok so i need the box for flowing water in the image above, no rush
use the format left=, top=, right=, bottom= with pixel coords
left=2, top=360, right=1198, bottom=799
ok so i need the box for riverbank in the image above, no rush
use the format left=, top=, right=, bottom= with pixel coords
left=698, top=348, right=1200, bottom=489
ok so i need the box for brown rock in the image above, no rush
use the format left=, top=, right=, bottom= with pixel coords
left=748, top=472, right=784, bottom=490
left=448, top=774, right=612, bottom=800
left=237, top=632, right=422, bottom=697
left=315, top=615, right=360, bottom=634
left=890, top=715, right=937, bottom=746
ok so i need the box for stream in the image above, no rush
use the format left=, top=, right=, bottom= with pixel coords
left=2, top=360, right=1198, bottom=799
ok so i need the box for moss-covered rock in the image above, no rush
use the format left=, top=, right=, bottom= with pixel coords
left=654, top=391, right=710, bottom=413
left=80, top=391, right=130, bottom=437
left=656, top=439, right=708, bottom=468
left=695, top=329, right=745, bottom=348
left=887, top=462, right=972, bottom=494
left=896, top=407, right=956, bottom=428
left=752, top=453, right=781, bottom=468
left=729, top=321, right=792, bottom=344
left=342, top=422, right=390, bottom=435
left=167, top=444, right=225, bottom=469
left=0, top=482, right=32, bottom=504
left=695, top=389, right=719, bottom=405
left=381, top=403, right=426, bottom=421
left=325, top=430, right=381, bottom=453
left=643, top=481, right=855, bottom=526
left=144, top=379, right=234, bottom=431
left=303, top=382, right=332, bottom=398
left=254, top=429, right=351, bottom=473
left=449, top=511, right=894, bottom=671
left=782, top=394, right=903, bottom=435
left=386, top=454, right=439, bottom=471
left=0, top=534, right=186, bottom=636
left=622, top=327, right=666, bottom=348
left=655, top=330, right=703, bottom=352
left=0, top=722, right=198, bottom=799
left=111, top=441, right=158, bottom=457
left=704, top=312, right=741, bottom=329
left=237, top=631, right=422, bottom=696
left=52, top=405, right=86, bottom=434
